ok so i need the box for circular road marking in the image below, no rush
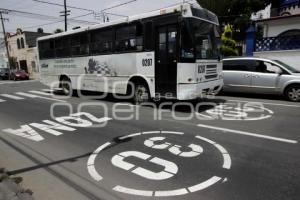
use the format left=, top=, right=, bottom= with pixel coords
left=87, top=131, right=231, bottom=197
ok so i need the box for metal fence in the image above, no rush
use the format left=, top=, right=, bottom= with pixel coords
left=255, top=35, right=300, bottom=52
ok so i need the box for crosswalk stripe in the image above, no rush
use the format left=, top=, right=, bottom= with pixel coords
left=42, top=89, right=60, bottom=92
left=0, top=94, right=25, bottom=100
left=29, top=90, right=52, bottom=96
left=15, top=92, right=38, bottom=98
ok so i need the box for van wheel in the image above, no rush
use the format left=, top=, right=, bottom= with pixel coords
left=285, top=85, right=300, bottom=102
left=61, top=77, right=72, bottom=96
left=133, top=84, right=150, bottom=105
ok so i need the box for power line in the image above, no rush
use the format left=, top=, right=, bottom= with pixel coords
left=101, top=0, right=137, bottom=12
left=0, top=7, right=97, bottom=25
left=32, top=0, right=136, bottom=21
left=6, top=12, right=94, bottom=32
left=32, top=0, right=94, bottom=12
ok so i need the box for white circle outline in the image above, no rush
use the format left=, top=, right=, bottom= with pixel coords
left=87, top=131, right=231, bottom=197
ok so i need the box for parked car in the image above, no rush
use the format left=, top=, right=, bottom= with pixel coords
left=0, top=68, right=10, bottom=80
left=222, top=57, right=300, bottom=102
left=10, top=70, right=30, bottom=81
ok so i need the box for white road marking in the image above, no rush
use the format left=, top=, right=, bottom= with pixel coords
left=227, top=99, right=300, bottom=108
left=112, top=151, right=178, bottom=180
left=89, top=131, right=230, bottom=197
left=0, top=94, right=24, bottom=100
left=42, top=88, right=61, bottom=92
left=155, top=188, right=188, bottom=197
left=0, top=98, right=6, bottom=103
left=144, top=137, right=171, bottom=149
left=29, top=90, right=53, bottom=96
left=188, top=176, right=222, bottom=192
left=196, top=135, right=232, bottom=170
left=87, top=142, right=111, bottom=182
left=113, top=186, right=153, bottom=197
left=3, top=125, right=44, bottom=142
left=169, top=144, right=203, bottom=158
left=197, top=124, right=298, bottom=144
left=15, top=92, right=38, bottom=98
left=20, top=91, right=66, bottom=103
left=0, top=80, right=38, bottom=85
left=0, top=92, right=66, bottom=103
left=18, top=91, right=66, bottom=102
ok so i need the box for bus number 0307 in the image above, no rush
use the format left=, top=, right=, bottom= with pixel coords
left=142, top=59, right=153, bottom=67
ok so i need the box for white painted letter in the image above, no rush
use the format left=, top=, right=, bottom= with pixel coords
left=2, top=125, right=44, bottom=142
left=30, top=120, right=76, bottom=136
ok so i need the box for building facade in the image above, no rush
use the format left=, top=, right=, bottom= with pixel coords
left=7, top=29, right=50, bottom=79
left=252, top=0, right=300, bottom=70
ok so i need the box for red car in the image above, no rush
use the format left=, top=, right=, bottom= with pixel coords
left=10, top=70, right=30, bottom=81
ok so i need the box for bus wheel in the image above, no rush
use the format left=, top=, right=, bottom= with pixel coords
left=133, top=84, right=150, bottom=105
left=61, top=77, right=72, bottom=96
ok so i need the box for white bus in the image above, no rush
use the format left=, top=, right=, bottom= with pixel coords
left=37, top=3, right=223, bottom=104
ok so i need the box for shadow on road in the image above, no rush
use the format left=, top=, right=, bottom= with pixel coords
left=2, top=136, right=132, bottom=176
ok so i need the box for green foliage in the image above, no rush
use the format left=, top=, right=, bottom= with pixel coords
left=54, top=28, right=63, bottom=34
left=197, top=0, right=282, bottom=41
left=220, top=25, right=238, bottom=57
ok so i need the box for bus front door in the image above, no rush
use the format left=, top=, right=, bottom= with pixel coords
left=155, top=25, right=178, bottom=98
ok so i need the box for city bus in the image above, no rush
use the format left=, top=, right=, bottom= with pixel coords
left=37, top=2, right=223, bottom=104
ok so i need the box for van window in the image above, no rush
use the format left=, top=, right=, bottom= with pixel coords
left=223, top=60, right=257, bottom=72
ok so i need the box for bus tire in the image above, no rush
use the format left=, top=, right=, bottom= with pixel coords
left=61, top=76, right=72, bottom=96
left=132, top=83, right=150, bottom=105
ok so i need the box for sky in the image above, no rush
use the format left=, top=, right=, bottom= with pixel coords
left=0, top=0, right=197, bottom=34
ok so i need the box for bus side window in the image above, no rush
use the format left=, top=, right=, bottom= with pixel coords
left=71, top=33, right=89, bottom=56
left=90, top=29, right=113, bottom=55
left=39, top=40, right=55, bottom=59
left=115, top=24, right=143, bottom=53
left=55, top=37, right=70, bottom=58
left=144, top=21, right=153, bottom=51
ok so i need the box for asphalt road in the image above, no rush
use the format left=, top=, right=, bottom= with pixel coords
left=0, top=80, right=300, bottom=200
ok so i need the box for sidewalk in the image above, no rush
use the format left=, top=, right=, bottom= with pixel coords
left=0, top=169, right=34, bottom=200
left=0, top=137, right=91, bottom=200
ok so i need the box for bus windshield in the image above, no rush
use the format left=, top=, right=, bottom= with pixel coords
left=181, top=18, right=220, bottom=61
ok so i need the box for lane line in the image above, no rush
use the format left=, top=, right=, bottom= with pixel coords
left=0, top=80, right=38, bottom=85
left=0, top=94, right=24, bottom=100
left=227, top=99, right=300, bottom=108
left=29, top=90, right=53, bottom=96
left=15, top=92, right=38, bottom=98
left=197, top=124, right=298, bottom=144
left=16, top=92, right=66, bottom=102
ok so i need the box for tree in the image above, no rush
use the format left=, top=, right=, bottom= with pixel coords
left=220, top=25, right=238, bottom=57
left=54, top=28, right=63, bottom=34
left=37, top=28, right=44, bottom=33
left=197, top=0, right=282, bottom=41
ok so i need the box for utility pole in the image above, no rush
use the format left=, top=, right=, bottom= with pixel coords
left=0, top=11, right=11, bottom=70
left=60, top=0, right=70, bottom=31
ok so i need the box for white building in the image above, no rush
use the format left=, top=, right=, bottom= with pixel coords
left=7, top=29, right=50, bottom=79
left=251, top=4, right=271, bottom=21
left=253, top=1, right=300, bottom=70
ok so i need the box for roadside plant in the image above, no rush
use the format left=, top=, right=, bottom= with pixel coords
left=220, top=25, right=239, bottom=57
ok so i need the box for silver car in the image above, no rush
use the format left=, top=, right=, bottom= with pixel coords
left=222, top=57, right=300, bottom=102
